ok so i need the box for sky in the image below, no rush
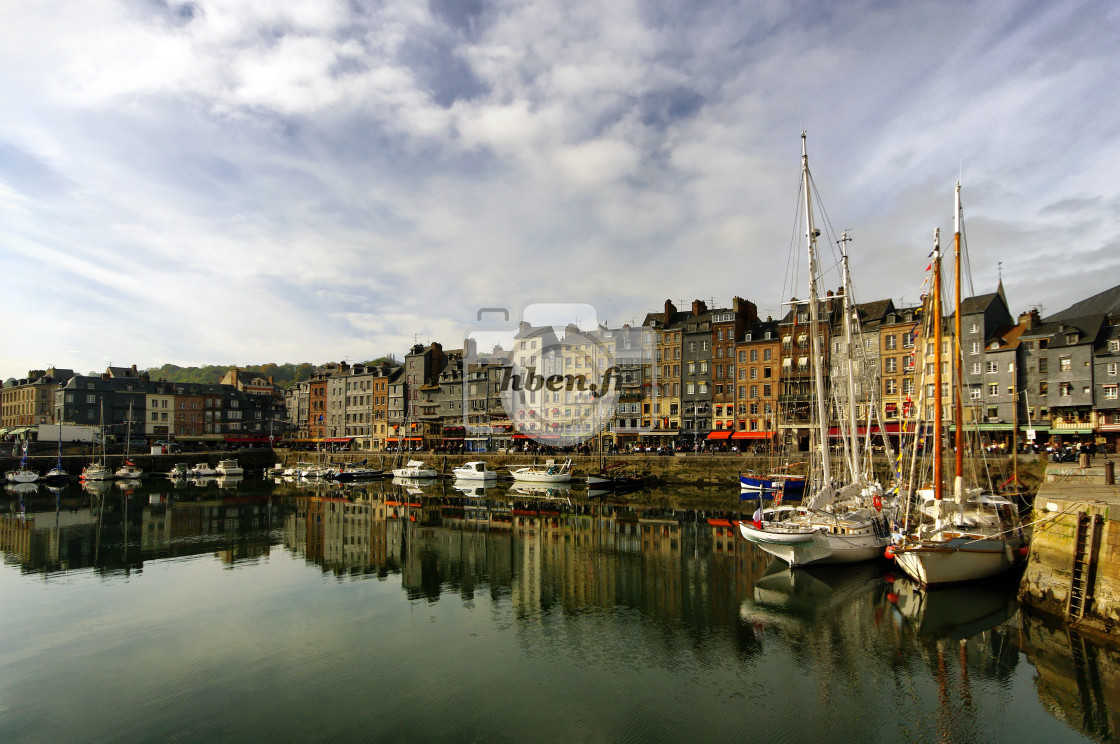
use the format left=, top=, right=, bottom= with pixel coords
left=2, top=0, right=1119, bottom=379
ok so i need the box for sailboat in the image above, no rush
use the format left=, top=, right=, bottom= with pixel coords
left=114, top=399, right=143, bottom=479
left=5, top=440, right=39, bottom=483
left=889, top=184, right=1028, bottom=586
left=44, top=419, right=69, bottom=482
left=738, top=133, right=890, bottom=567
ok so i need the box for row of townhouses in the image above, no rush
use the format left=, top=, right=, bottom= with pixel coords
left=4, top=284, right=1119, bottom=453
left=1, top=366, right=286, bottom=445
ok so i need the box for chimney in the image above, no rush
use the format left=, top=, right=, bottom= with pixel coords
left=691, top=299, right=707, bottom=315
left=664, top=299, right=676, bottom=321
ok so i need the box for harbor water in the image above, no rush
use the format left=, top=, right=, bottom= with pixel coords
left=1, top=476, right=1114, bottom=743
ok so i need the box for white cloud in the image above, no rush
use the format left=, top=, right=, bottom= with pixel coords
left=1, top=0, right=1118, bottom=377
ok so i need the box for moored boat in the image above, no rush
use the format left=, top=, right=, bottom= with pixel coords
left=215, top=459, right=244, bottom=476
left=392, top=460, right=437, bottom=479
left=510, top=459, right=572, bottom=483
left=452, top=461, right=497, bottom=481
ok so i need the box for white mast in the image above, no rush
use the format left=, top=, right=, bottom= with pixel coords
left=802, top=132, right=832, bottom=489
left=839, top=234, right=861, bottom=482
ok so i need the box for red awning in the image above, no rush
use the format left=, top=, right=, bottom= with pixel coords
left=731, top=431, right=775, bottom=439
left=322, top=437, right=353, bottom=443
left=706, top=431, right=732, bottom=440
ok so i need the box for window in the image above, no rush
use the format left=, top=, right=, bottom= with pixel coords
left=750, top=385, right=758, bottom=398
left=763, top=348, right=772, bottom=361
left=763, top=384, right=771, bottom=397
left=884, top=335, right=897, bottom=350
left=988, top=383, right=998, bottom=396
left=1059, top=383, right=1071, bottom=397
left=970, top=341, right=980, bottom=355
left=686, top=383, right=694, bottom=394
left=903, top=332, right=915, bottom=349
left=750, top=367, right=758, bottom=380
left=1105, top=385, right=1118, bottom=400
left=970, top=323, right=979, bottom=334
left=884, top=379, right=898, bottom=395
left=1108, top=362, right=1118, bottom=376
left=885, top=357, right=898, bottom=373
left=1111, top=339, right=1120, bottom=353
left=1059, top=357, right=1071, bottom=372
left=971, top=363, right=981, bottom=375
left=986, top=361, right=998, bottom=374
left=970, top=386, right=982, bottom=401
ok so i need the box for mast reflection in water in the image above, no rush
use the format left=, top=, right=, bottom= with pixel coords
left=0, top=478, right=1112, bottom=743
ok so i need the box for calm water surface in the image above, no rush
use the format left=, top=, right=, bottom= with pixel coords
left=0, top=476, right=1114, bottom=743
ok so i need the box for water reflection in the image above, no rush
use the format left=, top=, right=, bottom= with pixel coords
left=0, top=478, right=1115, bottom=742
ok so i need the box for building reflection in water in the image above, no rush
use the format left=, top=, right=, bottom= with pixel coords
left=4, top=477, right=1119, bottom=742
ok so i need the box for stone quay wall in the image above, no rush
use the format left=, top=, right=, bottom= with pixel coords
left=1020, top=465, right=1120, bottom=637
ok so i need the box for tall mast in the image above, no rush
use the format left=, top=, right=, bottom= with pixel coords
left=932, top=229, right=943, bottom=503
left=839, top=234, right=861, bottom=482
left=953, top=181, right=964, bottom=502
left=803, top=132, right=831, bottom=488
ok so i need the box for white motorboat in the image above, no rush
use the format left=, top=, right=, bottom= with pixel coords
left=452, top=461, right=497, bottom=480
left=189, top=463, right=217, bottom=477
left=392, top=460, right=437, bottom=478
left=115, top=461, right=143, bottom=480
left=510, top=459, right=572, bottom=483
left=215, top=459, right=244, bottom=476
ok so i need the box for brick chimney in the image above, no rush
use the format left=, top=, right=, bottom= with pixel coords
left=664, top=299, right=676, bottom=322
left=691, top=299, right=707, bottom=315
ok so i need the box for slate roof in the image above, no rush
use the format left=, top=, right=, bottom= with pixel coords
left=1045, top=284, right=1120, bottom=322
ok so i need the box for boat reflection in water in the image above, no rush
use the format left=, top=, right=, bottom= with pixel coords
left=0, top=478, right=1113, bottom=743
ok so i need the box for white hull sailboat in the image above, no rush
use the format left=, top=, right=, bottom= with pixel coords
left=738, top=133, right=889, bottom=568
left=890, top=185, right=1027, bottom=586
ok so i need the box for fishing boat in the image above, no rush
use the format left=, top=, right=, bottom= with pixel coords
left=510, top=458, right=572, bottom=483
left=5, top=441, right=39, bottom=483
left=452, top=460, right=498, bottom=481
left=391, top=459, right=437, bottom=479
left=889, top=184, right=1027, bottom=586
left=739, top=133, right=890, bottom=567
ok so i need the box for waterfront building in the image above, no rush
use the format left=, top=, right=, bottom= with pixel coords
left=878, top=305, right=921, bottom=445
left=145, top=388, right=175, bottom=441
left=1095, top=320, right=1120, bottom=451
left=172, top=385, right=207, bottom=439
left=606, top=324, right=649, bottom=451
left=285, top=381, right=310, bottom=441
left=680, top=300, right=712, bottom=449
left=830, top=299, right=891, bottom=436
left=777, top=296, right=837, bottom=451
left=308, top=373, right=328, bottom=440
left=436, top=351, right=465, bottom=450
left=642, top=300, right=685, bottom=446
left=1, top=367, right=73, bottom=431
left=710, top=298, right=758, bottom=441
left=404, top=342, right=447, bottom=449
left=734, top=319, right=780, bottom=447
left=1020, top=313, right=1105, bottom=445
left=955, top=289, right=1017, bottom=444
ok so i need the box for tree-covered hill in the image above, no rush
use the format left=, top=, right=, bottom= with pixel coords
left=145, top=357, right=399, bottom=389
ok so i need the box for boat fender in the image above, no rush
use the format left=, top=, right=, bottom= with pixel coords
left=883, top=545, right=896, bottom=560
left=1017, top=545, right=1030, bottom=559
left=887, top=592, right=899, bottom=604
left=872, top=494, right=883, bottom=512
left=1004, top=544, right=1014, bottom=563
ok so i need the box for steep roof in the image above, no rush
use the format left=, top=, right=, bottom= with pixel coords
left=1045, top=284, right=1120, bottom=322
